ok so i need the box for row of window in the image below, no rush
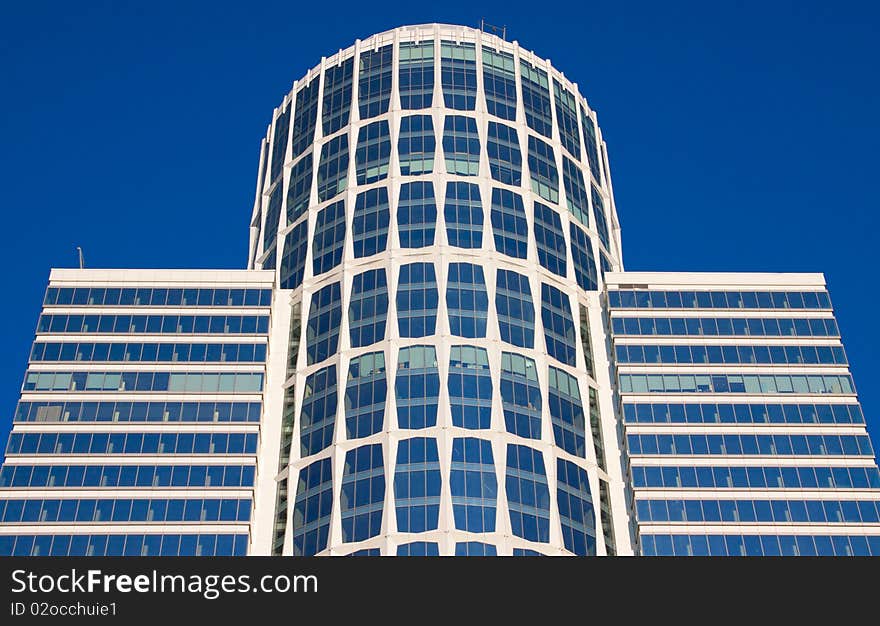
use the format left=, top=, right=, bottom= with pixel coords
left=619, top=374, right=855, bottom=395
left=636, top=498, right=880, bottom=524
left=14, top=401, right=262, bottom=423
left=44, top=287, right=272, bottom=308
left=0, top=464, right=256, bottom=488
left=274, top=42, right=604, bottom=185
left=0, top=533, right=248, bottom=557
left=299, top=115, right=605, bottom=217
left=298, top=353, right=591, bottom=457
left=303, top=264, right=589, bottom=365
left=608, top=290, right=831, bottom=311
left=347, top=545, right=544, bottom=556
left=632, top=464, right=880, bottom=490
left=622, top=402, right=864, bottom=425
left=30, top=342, right=268, bottom=364
left=394, top=542, right=503, bottom=556
left=626, top=433, right=874, bottom=457
left=614, top=343, right=847, bottom=366
left=6, top=432, right=258, bottom=456
left=611, top=316, right=839, bottom=338
left=292, top=439, right=596, bottom=553
left=23, top=371, right=264, bottom=393
left=640, top=533, right=880, bottom=557
left=0, top=498, right=251, bottom=523
left=278, top=182, right=604, bottom=290
left=37, top=314, right=270, bottom=335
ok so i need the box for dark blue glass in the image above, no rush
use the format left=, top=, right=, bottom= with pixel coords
left=394, top=437, right=441, bottom=532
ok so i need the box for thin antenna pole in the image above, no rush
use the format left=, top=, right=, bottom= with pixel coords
left=480, top=20, right=508, bottom=41
left=76, top=246, right=84, bottom=269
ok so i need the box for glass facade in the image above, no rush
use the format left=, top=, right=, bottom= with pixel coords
left=608, top=277, right=880, bottom=557
left=0, top=272, right=270, bottom=556
left=5, top=25, right=877, bottom=559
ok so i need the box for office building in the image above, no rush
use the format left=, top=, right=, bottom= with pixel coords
left=1, top=24, right=877, bottom=556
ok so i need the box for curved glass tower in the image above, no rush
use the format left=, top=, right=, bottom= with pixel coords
left=248, top=24, right=628, bottom=556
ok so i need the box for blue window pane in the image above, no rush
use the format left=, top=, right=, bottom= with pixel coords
left=396, top=263, right=438, bottom=338
left=355, top=120, right=391, bottom=184
left=444, top=181, right=482, bottom=249
left=520, top=61, right=552, bottom=138
left=358, top=45, right=393, bottom=119
left=455, top=542, right=497, bottom=556
left=513, top=548, right=544, bottom=556
left=506, top=444, right=551, bottom=543
left=397, top=181, right=437, bottom=248
left=527, top=136, right=558, bottom=204
left=591, top=185, right=611, bottom=252
left=306, top=282, right=342, bottom=364
left=451, top=437, right=497, bottom=532
left=440, top=41, right=476, bottom=110
left=553, top=80, right=581, bottom=160
left=557, top=459, right=596, bottom=555
left=394, top=437, right=441, bottom=532
left=322, top=57, right=353, bottom=135
left=487, top=122, right=521, bottom=185
left=316, top=135, right=349, bottom=202
left=561, top=156, right=589, bottom=228
left=495, top=269, right=535, bottom=348
left=501, top=353, right=542, bottom=439
left=292, top=458, right=332, bottom=556
left=541, top=283, right=577, bottom=366
left=311, top=200, right=346, bottom=276
left=443, top=115, right=480, bottom=176
left=353, top=187, right=390, bottom=258
left=291, top=79, right=319, bottom=158
left=448, top=346, right=492, bottom=429
left=483, top=48, right=517, bottom=120
left=286, top=153, right=313, bottom=225
left=570, top=223, right=598, bottom=291
left=397, top=541, right=440, bottom=556
left=399, top=41, right=434, bottom=109
left=491, top=188, right=528, bottom=259
left=395, top=346, right=440, bottom=429
left=262, top=182, right=283, bottom=260
left=398, top=115, right=435, bottom=175
left=345, top=352, right=386, bottom=439
left=341, top=444, right=384, bottom=542
left=269, top=104, right=290, bottom=183
left=580, top=107, right=602, bottom=184
left=299, top=365, right=337, bottom=456
left=348, top=268, right=388, bottom=348
left=548, top=366, right=586, bottom=457
left=446, top=263, right=488, bottom=338
left=533, top=201, right=567, bottom=278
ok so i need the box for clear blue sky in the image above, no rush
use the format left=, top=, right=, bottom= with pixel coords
left=1, top=1, right=878, bottom=453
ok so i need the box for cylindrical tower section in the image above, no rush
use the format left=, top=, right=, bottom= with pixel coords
left=249, top=24, right=631, bottom=556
